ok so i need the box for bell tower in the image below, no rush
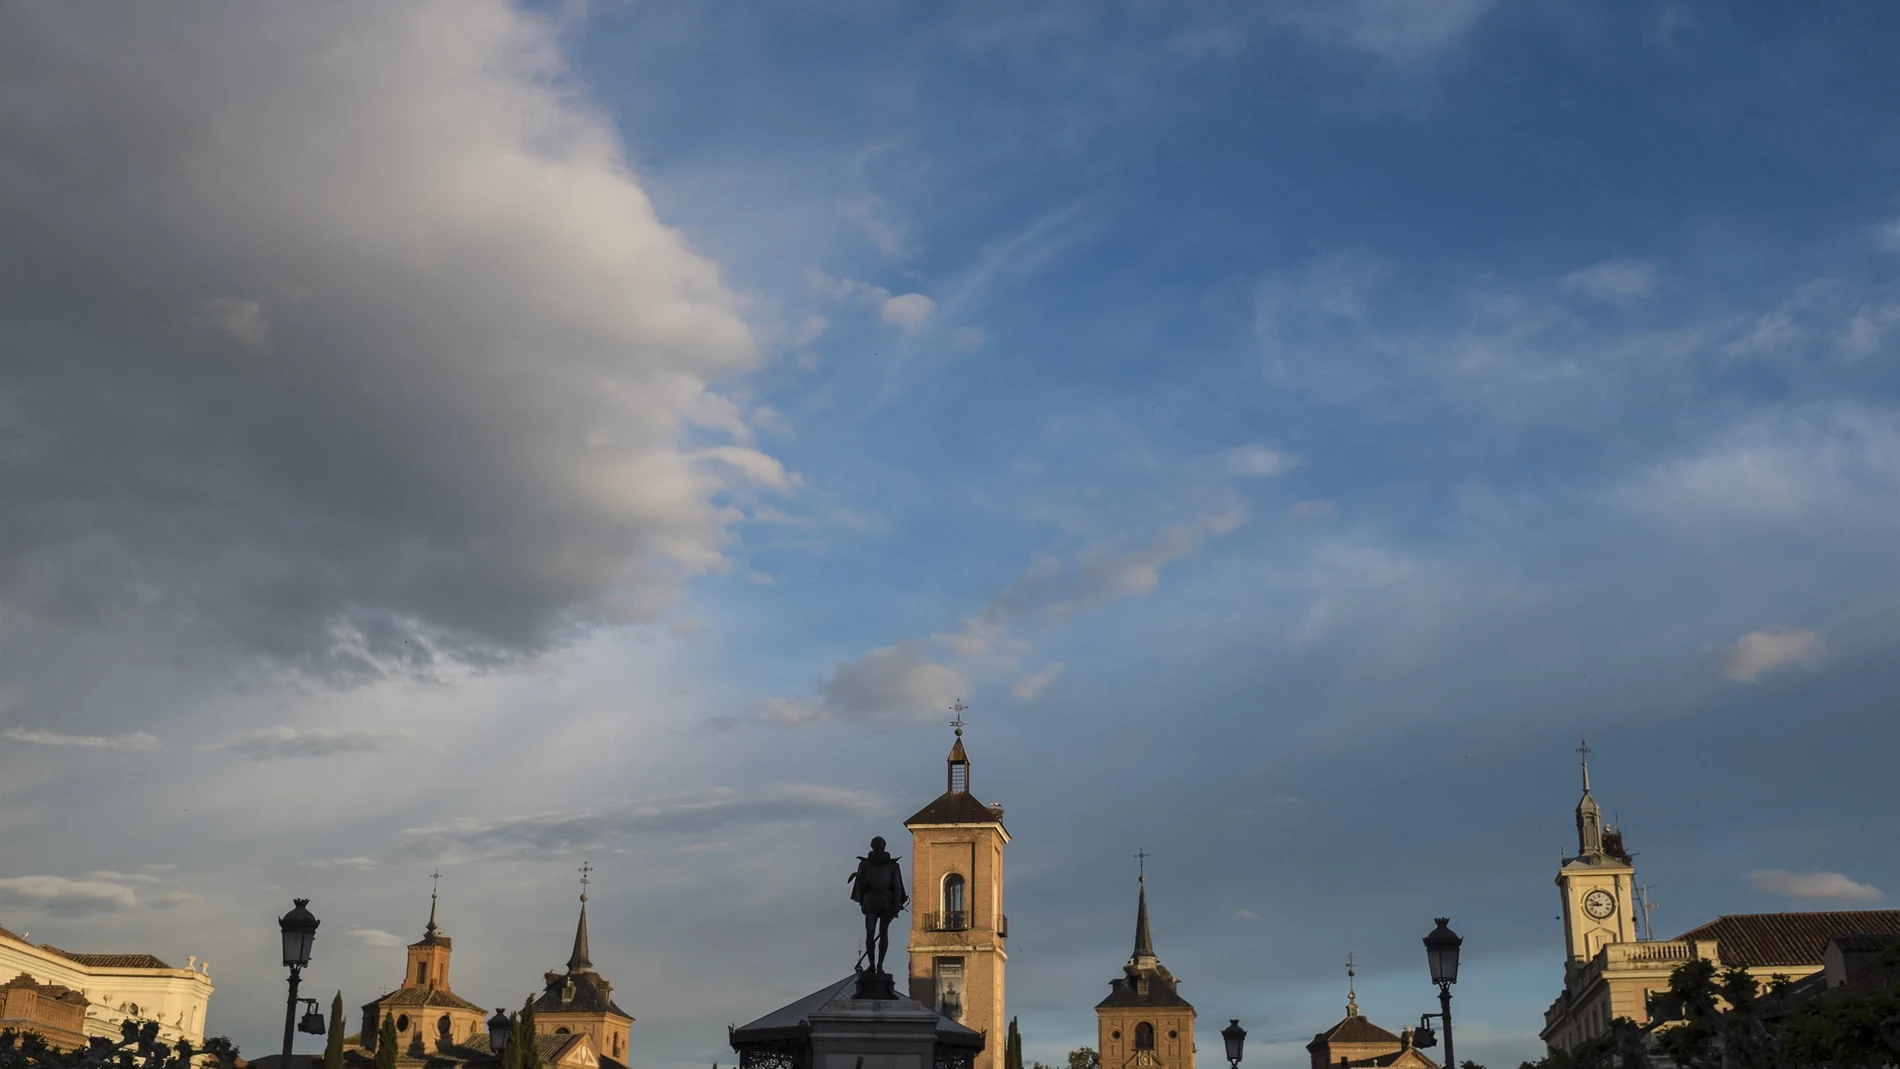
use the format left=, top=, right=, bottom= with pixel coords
left=1555, top=740, right=1638, bottom=967
left=405, top=872, right=452, bottom=990
left=906, top=708, right=1009, bottom=1069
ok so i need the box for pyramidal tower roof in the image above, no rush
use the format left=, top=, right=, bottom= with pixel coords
left=1131, top=877, right=1157, bottom=968
left=906, top=707, right=1008, bottom=830
left=567, top=863, right=593, bottom=972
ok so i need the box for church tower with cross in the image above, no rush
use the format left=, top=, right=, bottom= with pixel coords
left=1555, top=740, right=1636, bottom=968
left=906, top=705, right=1010, bottom=1069
left=360, top=873, right=489, bottom=1055
left=531, top=862, right=635, bottom=1064
left=1096, top=856, right=1196, bottom=1069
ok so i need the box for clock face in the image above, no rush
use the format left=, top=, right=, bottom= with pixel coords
left=1583, top=889, right=1617, bottom=920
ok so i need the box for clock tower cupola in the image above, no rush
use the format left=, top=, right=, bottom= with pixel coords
left=1555, top=740, right=1638, bottom=967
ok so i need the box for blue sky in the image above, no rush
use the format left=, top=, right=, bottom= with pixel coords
left=2, top=3, right=1899, bottom=1068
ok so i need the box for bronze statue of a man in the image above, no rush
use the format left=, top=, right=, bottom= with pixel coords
left=848, top=836, right=908, bottom=974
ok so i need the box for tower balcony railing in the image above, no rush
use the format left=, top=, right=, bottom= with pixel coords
left=1605, top=940, right=1695, bottom=966
left=922, top=911, right=1011, bottom=935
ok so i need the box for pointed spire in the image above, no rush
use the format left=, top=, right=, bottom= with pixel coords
left=425, top=870, right=442, bottom=938
left=568, top=861, right=593, bottom=972
left=1574, top=741, right=1604, bottom=858
left=1131, top=851, right=1156, bottom=967
left=1345, top=952, right=1359, bottom=1018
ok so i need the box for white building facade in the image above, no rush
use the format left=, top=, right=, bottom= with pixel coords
left=0, top=922, right=213, bottom=1045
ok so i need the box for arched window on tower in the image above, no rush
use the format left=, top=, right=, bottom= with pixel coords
left=942, top=873, right=966, bottom=924
left=1135, top=1024, right=1155, bottom=1051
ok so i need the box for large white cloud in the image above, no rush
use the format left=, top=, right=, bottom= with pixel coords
left=0, top=2, right=779, bottom=683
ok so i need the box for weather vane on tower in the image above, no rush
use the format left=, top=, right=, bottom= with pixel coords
left=949, top=699, right=967, bottom=736
left=578, top=859, right=592, bottom=903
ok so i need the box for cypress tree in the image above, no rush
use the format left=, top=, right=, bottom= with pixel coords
left=518, top=997, right=542, bottom=1069
left=499, top=1012, right=522, bottom=1069
left=1006, top=1018, right=1023, bottom=1069
left=373, top=1014, right=398, bottom=1069
left=321, top=993, right=345, bottom=1069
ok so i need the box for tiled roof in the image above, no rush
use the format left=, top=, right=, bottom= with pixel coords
left=532, top=969, right=630, bottom=1019
left=1094, top=969, right=1192, bottom=1010
left=368, top=986, right=486, bottom=1012
left=41, top=948, right=174, bottom=970
left=1828, top=933, right=1898, bottom=954
left=1674, top=911, right=1900, bottom=968
left=905, top=791, right=1003, bottom=826
left=1366, top=1047, right=1438, bottom=1069
left=1307, top=1014, right=1401, bottom=1051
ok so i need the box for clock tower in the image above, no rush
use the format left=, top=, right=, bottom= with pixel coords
left=1555, top=741, right=1636, bottom=968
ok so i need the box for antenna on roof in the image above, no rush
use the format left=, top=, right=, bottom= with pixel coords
left=1637, top=882, right=1661, bottom=943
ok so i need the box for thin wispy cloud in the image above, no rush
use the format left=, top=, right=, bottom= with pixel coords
left=806, top=268, right=935, bottom=334
left=1, top=728, right=159, bottom=750
left=401, top=784, right=885, bottom=860
left=1561, top=259, right=1660, bottom=302
left=217, top=726, right=414, bottom=760
left=349, top=928, right=406, bottom=948
left=1011, top=662, right=1065, bottom=701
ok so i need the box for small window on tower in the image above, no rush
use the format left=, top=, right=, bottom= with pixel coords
left=1135, top=1023, right=1155, bottom=1050
left=951, top=762, right=968, bottom=792
left=418, top=962, right=428, bottom=984
left=943, top=873, right=966, bottom=916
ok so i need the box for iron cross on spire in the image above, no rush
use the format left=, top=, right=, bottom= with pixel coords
left=1577, top=736, right=1592, bottom=793
left=1134, top=848, right=1149, bottom=882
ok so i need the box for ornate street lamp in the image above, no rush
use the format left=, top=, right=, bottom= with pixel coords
left=278, top=898, right=320, bottom=1064
left=1422, top=918, right=1462, bottom=1069
left=488, top=1009, right=514, bottom=1055
left=1221, top=1020, right=1247, bottom=1069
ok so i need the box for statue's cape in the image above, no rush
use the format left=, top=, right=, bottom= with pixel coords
left=849, top=852, right=908, bottom=906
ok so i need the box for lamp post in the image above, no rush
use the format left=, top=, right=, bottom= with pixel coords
left=488, top=1009, right=513, bottom=1056
left=1422, top=918, right=1462, bottom=1069
left=278, top=898, right=320, bottom=1065
left=1220, top=1020, right=1247, bottom=1069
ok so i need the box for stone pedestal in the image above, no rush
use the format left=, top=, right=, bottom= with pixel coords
left=852, top=971, right=900, bottom=1001
left=809, top=991, right=944, bottom=1069
left=731, top=975, right=983, bottom=1069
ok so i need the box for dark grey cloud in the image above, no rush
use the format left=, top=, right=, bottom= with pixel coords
left=761, top=643, right=967, bottom=728
left=216, top=726, right=412, bottom=760
left=401, top=784, right=884, bottom=860
left=0, top=1, right=782, bottom=685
